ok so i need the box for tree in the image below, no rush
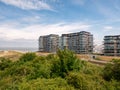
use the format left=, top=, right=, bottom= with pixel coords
left=51, top=49, right=81, bottom=78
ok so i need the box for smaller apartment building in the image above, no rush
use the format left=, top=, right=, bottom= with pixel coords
left=39, top=34, right=59, bottom=52
left=104, top=35, right=120, bottom=56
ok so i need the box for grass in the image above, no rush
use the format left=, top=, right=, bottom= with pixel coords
left=0, top=51, right=23, bottom=61
left=77, top=54, right=120, bottom=61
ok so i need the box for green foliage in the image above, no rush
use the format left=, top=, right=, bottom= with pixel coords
left=112, top=61, right=120, bottom=80
left=67, top=72, right=89, bottom=89
left=103, top=63, right=113, bottom=81
left=51, top=49, right=82, bottom=78
left=0, top=50, right=120, bottom=90
left=11, top=65, right=34, bottom=76
left=19, top=78, right=74, bottom=90
left=0, top=57, right=13, bottom=70
left=19, top=52, right=37, bottom=62
left=112, top=58, right=120, bottom=62
left=66, top=72, right=108, bottom=90
left=27, top=56, right=51, bottom=79
left=82, top=63, right=102, bottom=75
left=103, top=59, right=120, bottom=81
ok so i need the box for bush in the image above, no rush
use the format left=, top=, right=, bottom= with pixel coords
left=27, top=61, right=51, bottom=79
left=103, top=59, right=120, bottom=81
left=19, top=53, right=37, bottom=62
left=112, top=60, right=120, bottom=81
left=19, top=78, right=74, bottom=90
left=82, top=63, right=102, bottom=75
left=67, top=72, right=89, bottom=89
left=51, top=49, right=81, bottom=78
left=11, top=66, right=34, bottom=76
left=0, top=57, right=13, bottom=71
left=1, top=50, right=120, bottom=90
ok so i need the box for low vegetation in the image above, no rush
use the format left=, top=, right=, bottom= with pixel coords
left=0, top=49, right=120, bottom=90
left=0, top=51, right=22, bottom=61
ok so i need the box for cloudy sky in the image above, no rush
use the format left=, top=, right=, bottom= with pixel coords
left=0, top=0, right=120, bottom=48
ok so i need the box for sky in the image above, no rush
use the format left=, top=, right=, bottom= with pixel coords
left=0, top=0, right=120, bottom=48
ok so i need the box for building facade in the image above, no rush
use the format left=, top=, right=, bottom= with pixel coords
left=39, top=31, right=93, bottom=54
left=39, top=34, right=59, bottom=52
left=61, top=34, right=69, bottom=49
left=63, top=31, right=93, bottom=54
left=104, top=35, right=120, bottom=56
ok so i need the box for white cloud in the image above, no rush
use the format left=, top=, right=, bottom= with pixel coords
left=0, top=23, right=91, bottom=40
left=0, top=0, right=52, bottom=10
left=21, top=15, right=41, bottom=23
left=104, top=26, right=113, bottom=31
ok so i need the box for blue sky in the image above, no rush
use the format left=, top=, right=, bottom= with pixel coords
left=0, top=0, right=120, bottom=47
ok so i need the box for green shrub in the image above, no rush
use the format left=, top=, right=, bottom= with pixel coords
left=10, top=65, right=34, bottom=77
left=19, top=53, right=36, bottom=62
left=82, top=63, right=102, bottom=75
left=103, top=63, right=113, bottom=81
left=67, top=72, right=89, bottom=89
left=18, top=55, right=52, bottom=80
left=1, top=50, right=120, bottom=90
left=19, top=78, right=74, bottom=90
left=112, top=60, right=120, bottom=81
left=0, top=57, right=13, bottom=71
left=103, top=59, right=120, bottom=81
left=27, top=62, right=51, bottom=79
left=51, top=49, right=81, bottom=78
left=46, top=54, right=55, bottom=60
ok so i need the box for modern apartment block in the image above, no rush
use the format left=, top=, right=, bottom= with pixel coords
left=39, top=34, right=59, bottom=52
left=39, top=31, right=93, bottom=54
left=60, top=34, right=69, bottom=49
left=104, top=35, right=120, bottom=56
left=64, top=31, right=93, bottom=54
